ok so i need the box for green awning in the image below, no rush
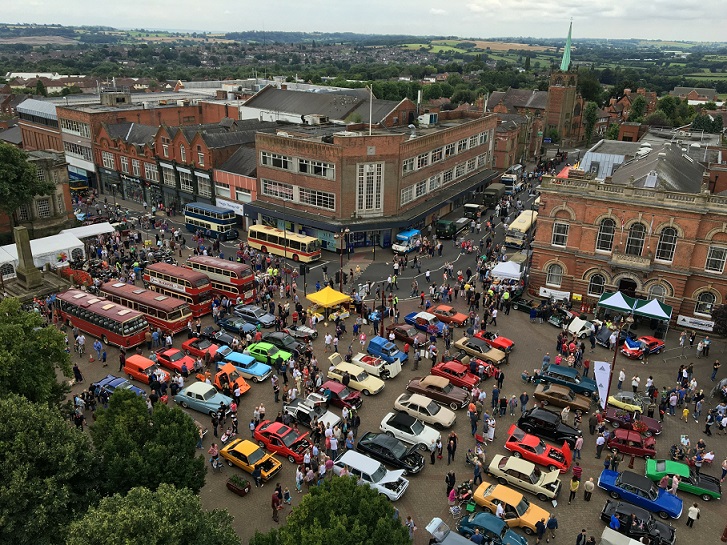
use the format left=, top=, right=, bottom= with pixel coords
left=597, top=291, right=637, bottom=313
left=633, top=298, right=672, bottom=321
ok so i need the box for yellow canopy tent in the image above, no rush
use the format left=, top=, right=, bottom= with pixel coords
left=306, top=286, right=352, bottom=308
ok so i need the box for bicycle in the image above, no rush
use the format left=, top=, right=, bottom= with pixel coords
left=75, top=343, right=85, bottom=357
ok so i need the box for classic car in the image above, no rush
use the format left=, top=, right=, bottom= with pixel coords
left=645, top=459, right=722, bottom=501
left=406, top=375, right=471, bottom=410
left=430, top=304, right=469, bottom=327
left=91, top=374, right=146, bottom=398
left=607, top=391, right=647, bottom=414
left=245, top=342, right=293, bottom=366
left=486, top=454, right=562, bottom=501
left=218, top=316, right=257, bottom=336
left=472, top=481, right=551, bottom=535
left=607, top=429, right=656, bottom=458
left=173, top=382, right=232, bottom=417
left=385, top=323, right=427, bottom=345
left=404, top=311, right=445, bottom=336
left=597, top=470, right=683, bottom=519
left=232, top=304, right=276, bottom=327
left=221, top=350, right=273, bottom=383
left=532, top=383, right=591, bottom=414
left=599, top=500, right=677, bottom=545
left=155, top=347, right=196, bottom=374
left=283, top=324, right=318, bottom=341
left=356, top=431, right=425, bottom=475
left=220, top=438, right=282, bottom=481
left=427, top=518, right=473, bottom=545
left=394, top=392, right=456, bottom=429
left=456, top=512, right=528, bottom=545
left=253, top=420, right=311, bottom=464
left=517, top=408, right=582, bottom=448
left=535, top=364, right=598, bottom=397
left=473, top=331, right=515, bottom=353
left=431, top=360, right=480, bottom=390
left=510, top=297, right=544, bottom=313
left=124, top=354, right=170, bottom=385
left=201, top=327, right=238, bottom=349
left=621, top=336, right=666, bottom=360
left=211, top=362, right=251, bottom=396
left=283, top=396, right=341, bottom=429
left=595, top=327, right=637, bottom=349
left=262, top=331, right=309, bottom=359
left=317, top=380, right=363, bottom=410
left=332, top=450, right=409, bottom=501
left=453, top=337, right=508, bottom=366
left=379, top=411, right=440, bottom=452
left=603, top=408, right=662, bottom=437
left=327, top=361, right=385, bottom=396
left=505, top=424, right=572, bottom=473
left=181, top=337, right=220, bottom=359
left=547, top=308, right=574, bottom=328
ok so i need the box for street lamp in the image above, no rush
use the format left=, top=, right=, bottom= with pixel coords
left=604, top=315, right=635, bottom=409
left=333, top=228, right=350, bottom=292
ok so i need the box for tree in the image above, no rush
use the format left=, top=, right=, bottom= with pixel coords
left=712, top=115, right=723, bottom=134
left=66, top=484, right=239, bottom=545
left=91, top=389, right=206, bottom=495
left=250, top=477, right=409, bottom=545
left=712, top=305, right=727, bottom=336
left=0, top=298, right=72, bottom=405
left=583, top=102, right=599, bottom=145
left=0, top=143, right=55, bottom=227
left=0, top=395, right=101, bottom=545
left=643, top=110, right=673, bottom=127
left=35, top=79, right=47, bottom=96
left=605, top=123, right=620, bottom=140
left=627, top=95, right=647, bottom=122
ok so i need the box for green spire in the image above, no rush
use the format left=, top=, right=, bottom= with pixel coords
left=560, top=21, right=572, bottom=71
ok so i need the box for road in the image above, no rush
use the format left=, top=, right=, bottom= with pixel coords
left=70, top=192, right=727, bottom=545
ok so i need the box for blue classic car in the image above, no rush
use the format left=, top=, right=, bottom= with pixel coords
left=173, top=382, right=233, bottom=417
left=404, top=311, right=445, bottom=336
left=218, top=317, right=257, bottom=336
left=92, top=374, right=146, bottom=398
left=222, top=349, right=273, bottom=382
left=456, top=512, right=528, bottom=545
left=597, top=470, right=683, bottom=520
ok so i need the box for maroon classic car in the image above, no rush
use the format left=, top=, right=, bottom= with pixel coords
left=607, top=429, right=657, bottom=459
left=603, top=407, right=662, bottom=437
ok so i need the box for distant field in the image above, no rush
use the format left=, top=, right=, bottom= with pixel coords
left=0, top=35, right=76, bottom=45
left=401, top=43, right=467, bottom=53
left=687, top=73, right=727, bottom=80
left=434, top=39, right=554, bottom=52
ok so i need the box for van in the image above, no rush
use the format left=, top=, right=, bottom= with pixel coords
left=435, top=217, right=470, bottom=239
left=482, top=183, right=506, bottom=208
left=463, top=203, right=485, bottom=220
left=332, top=450, right=409, bottom=501
left=124, top=354, right=170, bottom=385
left=599, top=527, right=642, bottom=545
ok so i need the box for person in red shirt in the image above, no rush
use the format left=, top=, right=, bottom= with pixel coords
left=271, top=491, right=282, bottom=522
left=572, top=462, right=582, bottom=480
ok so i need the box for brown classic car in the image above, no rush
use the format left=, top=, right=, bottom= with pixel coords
left=406, top=375, right=470, bottom=411
left=533, top=383, right=591, bottom=414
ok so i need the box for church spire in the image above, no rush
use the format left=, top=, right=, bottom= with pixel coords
left=560, top=21, right=572, bottom=71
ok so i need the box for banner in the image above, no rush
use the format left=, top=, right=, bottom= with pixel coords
left=539, top=287, right=571, bottom=301
left=676, top=315, right=714, bottom=332
left=592, top=360, right=612, bottom=410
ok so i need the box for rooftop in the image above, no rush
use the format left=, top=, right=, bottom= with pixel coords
left=588, top=140, right=643, bottom=156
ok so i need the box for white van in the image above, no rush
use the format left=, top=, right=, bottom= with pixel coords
left=332, top=450, right=409, bottom=501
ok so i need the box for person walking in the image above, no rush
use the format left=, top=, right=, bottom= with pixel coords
left=617, top=369, right=625, bottom=391
left=271, top=491, right=282, bottom=522
left=473, top=460, right=483, bottom=485
left=405, top=516, right=416, bottom=540
left=568, top=475, right=580, bottom=504
left=519, top=391, right=529, bottom=414
left=583, top=477, right=595, bottom=501
left=546, top=513, right=558, bottom=542
left=573, top=435, right=583, bottom=460
left=445, top=470, right=456, bottom=496
left=712, top=360, right=721, bottom=381
left=446, top=439, right=457, bottom=465
left=631, top=375, right=640, bottom=393
left=535, top=518, right=546, bottom=545
left=686, top=502, right=700, bottom=527
left=576, top=529, right=588, bottom=545
left=595, top=433, right=606, bottom=458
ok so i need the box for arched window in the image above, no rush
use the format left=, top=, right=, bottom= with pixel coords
left=625, top=223, right=646, bottom=256
left=596, top=219, right=616, bottom=252
left=648, top=284, right=666, bottom=302
left=0, top=263, right=14, bottom=278
left=695, top=292, right=716, bottom=316
left=655, top=227, right=678, bottom=262
left=588, top=274, right=606, bottom=296
left=546, top=264, right=563, bottom=287
left=180, top=145, right=186, bottom=162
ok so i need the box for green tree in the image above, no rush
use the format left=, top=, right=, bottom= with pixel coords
left=66, top=484, right=239, bottom=545
left=605, top=123, right=620, bottom=140
left=0, top=394, right=101, bottom=545
left=250, top=477, right=409, bottom=545
left=657, top=95, right=678, bottom=123
left=547, top=128, right=560, bottom=143
left=0, top=298, right=71, bottom=405
left=643, top=110, right=673, bottom=127
left=691, top=113, right=713, bottom=132
left=713, top=115, right=723, bottom=134
left=35, top=79, right=47, bottom=96
left=91, top=389, right=206, bottom=495
left=0, top=143, right=55, bottom=227
left=583, top=101, right=599, bottom=145
left=712, top=305, right=727, bottom=336
left=628, top=95, right=647, bottom=122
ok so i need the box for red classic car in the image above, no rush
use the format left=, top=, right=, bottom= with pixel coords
left=430, top=304, right=469, bottom=327
left=155, top=347, right=196, bottom=374
left=318, top=380, right=363, bottom=410
left=603, top=408, right=662, bottom=437
left=607, top=429, right=657, bottom=458
left=431, top=360, right=480, bottom=390
left=620, top=336, right=665, bottom=360
left=253, top=420, right=311, bottom=464
left=505, top=424, right=572, bottom=473
left=385, top=323, right=427, bottom=345
left=474, top=331, right=515, bottom=353
left=182, top=337, right=220, bottom=359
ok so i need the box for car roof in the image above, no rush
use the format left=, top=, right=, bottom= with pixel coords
left=540, top=383, right=572, bottom=395
left=322, top=380, right=345, bottom=392
left=441, top=361, right=467, bottom=372
left=500, top=455, right=535, bottom=473
left=619, top=471, right=654, bottom=489
left=229, top=438, right=260, bottom=455
left=185, top=382, right=217, bottom=395
left=545, top=364, right=579, bottom=377
left=653, top=460, right=690, bottom=477
left=421, top=375, right=450, bottom=388
left=471, top=512, right=507, bottom=533
left=416, top=312, right=437, bottom=320
left=335, top=450, right=382, bottom=473
left=390, top=411, right=417, bottom=427
left=612, top=429, right=640, bottom=440
left=369, top=433, right=405, bottom=451
left=527, top=408, right=559, bottom=423
left=484, top=482, right=525, bottom=503
left=406, top=393, right=436, bottom=406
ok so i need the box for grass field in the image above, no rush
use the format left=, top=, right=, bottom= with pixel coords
left=401, top=43, right=468, bottom=53
left=434, top=39, right=554, bottom=52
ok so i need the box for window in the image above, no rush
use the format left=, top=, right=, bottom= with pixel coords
left=144, top=163, right=159, bottom=182
left=469, top=135, right=478, bottom=148
left=466, top=158, right=476, bottom=172
left=417, top=152, right=430, bottom=169
left=455, top=163, right=465, bottom=178
left=479, top=131, right=488, bottom=145
left=197, top=177, right=211, bottom=198
left=179, top=146, right=186, bottom=163
left=648, top=284, right=666, bottom=302
left=101, top=152, right=115, bottom=170
left=356, top=163, right=383, bottom=212
left=401, top=186, right=414, bottom=206
left=132, top=159, right=140, bottom=177
left=415, top=180, right=427, bottom=198
left=298, top=158, right=335, bottom=180
left=402, top=158, right=415, bottom=174
left=179, top=171, right=194, bottom=193
left=0, top=263, right=14, bottom=278
left=625, top=223, right=646, bottom=256
left=655, top=227, right=677, bottom=262
left=431, top=148, right=443, bottom=163
left=428, top=174, right=441, bottom=192
left=445, top=143, right=456, bottom=158
left=215, top=182, right=230, bottom=199
left=59, top=118, right=90, bottom=138
left=551, top=222, right=569, bottom=247
left=457, top=139, right=468, bottom=153
left=261, top=179, right=293, bottom=200
left=696, top=292, right=716, bottom=315
left=197, top=146, right=204, bottom=166
left=588, top=274, right=606, bottom=296
left=162, top=168, right=176, bottom=187
left=236, top=188, right=251, bottom=201
left=596, top=219, right=616, bottom=252
left=120, top=156, right=129, bottom=174
left=260, top=151, right=292, bottom=170
left=56, top=192, right=65, bottom=214
left=36, top=198, right=51, bottom=218
left=17, top=203, right=31, bottom=221
left=477, top=153, right=487, bottom=167
left=299, top=187, right=335, bottom=210
left=546, top=264, right=563, bottom=287
left=162, top=144, right=169, bottom=158
left=63, top=141, right=93, bottom=162
left=705, top=246, right=727, bottom=273
left=36, top=168, right=46, bottom=183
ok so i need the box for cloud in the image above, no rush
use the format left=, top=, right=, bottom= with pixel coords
left=429, top=8, right=447, bottom=15
left=467, top=3, right=486, bottom=13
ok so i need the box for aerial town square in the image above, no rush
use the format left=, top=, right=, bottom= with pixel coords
left=1, top=3, right=727, bottom=545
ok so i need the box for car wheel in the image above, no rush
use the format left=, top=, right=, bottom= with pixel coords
left=584, top=391, right=592, bottom=397
left=638, top=354, right=644, bottom=360
left=418, top=443, right=429, bottom=452
left=362, top=390, right=370, bottom=396
left=701, top=493, right=712, bottom=502
left=537, top=493, right=548, bottom=502
left=101, top=334, right=109, bottom=344
left=611, top=421, right=620, bottom=428
left=523, top=527, right=534, bottom=536
left=180, top=401, right=188, bottom=408
left=657, top=511, right=669, bottom=520
left=497, top=477, right=507, bottom=485
left=482, top=506, right=492, bottom=514
left=209, top=410, right=217, bottom=417
left=288, top=455, right=296, bottom=464
left=461, top=531, right=472, bottom=539
left=609, top=491, right=620, bottom=499
left=226, top=459, right=233, bottom=467
left=541, top=399, right=549, bottom=406
left=547, top=465, right=557, bottom=472
left=656, top=348, right=662, bottom=354
left=128, top=374, right=134, bottom=381
left=450, top=402, right=459, bottom=410
left=253, top=377, right=260, bottom=383
left=512, top=303, right=519, bottom=310
left=522, top=425, right=533, bottom=434
left=385, top=431, right=395, bottom=437
left=512, top=451, right=522, bottom=458
left=258, top=441, right=266, bottom=449
left=643, top=431, right=652, bottom=438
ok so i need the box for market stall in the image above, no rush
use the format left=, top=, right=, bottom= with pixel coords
left=490, top=260, right=523, bottom=281
left=306, top=286, right=353, bottom=322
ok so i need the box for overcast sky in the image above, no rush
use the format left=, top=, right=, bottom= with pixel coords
left=4, top=0, right=725, bottom=42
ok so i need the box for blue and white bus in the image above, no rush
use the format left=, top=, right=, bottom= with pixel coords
left=183, top=202, right=239, bottom=241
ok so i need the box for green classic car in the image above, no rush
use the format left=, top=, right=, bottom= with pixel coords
left=645, top=459, right=722, bottom=501
left=245, top=342, right=293, bottom=366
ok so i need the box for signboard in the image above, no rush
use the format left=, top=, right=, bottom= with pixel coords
left=592, top=360, right=611, bottom=410
left=543, top=138, right=552, bottom=143
left=215, top=198, right=245, bottom=216
left=539, top=287, right=571, bottom=301
left=148, top=277, right=185, bottom=293
left=572, top=293, right=582, bottom=302
left=677, top=314, right=714, bottom=332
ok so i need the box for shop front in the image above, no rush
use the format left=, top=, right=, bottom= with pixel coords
left=120, top=174, right=145, bottom=204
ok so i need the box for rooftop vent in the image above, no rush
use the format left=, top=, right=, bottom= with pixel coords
left=644, top=170, right=658, bottom=188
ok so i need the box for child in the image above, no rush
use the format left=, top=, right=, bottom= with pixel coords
left=283, top=487, right=292, bottom=504
left=682, top=406, right=690, bottom=422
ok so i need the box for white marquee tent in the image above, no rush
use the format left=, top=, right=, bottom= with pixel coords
left=490, top=260, right=523, bottom=281
left=0, top=233, right=84, bottom=279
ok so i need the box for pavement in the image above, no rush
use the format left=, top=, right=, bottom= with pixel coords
left=68, top=189, right=727, bottom=544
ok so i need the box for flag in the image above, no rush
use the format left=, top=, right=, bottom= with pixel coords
left=621, top=217, right=625, bottom=233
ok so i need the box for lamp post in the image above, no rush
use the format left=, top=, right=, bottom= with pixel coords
left=333, top=228, right=349, bottom=293
left=605, top=315, right=634, bottom=409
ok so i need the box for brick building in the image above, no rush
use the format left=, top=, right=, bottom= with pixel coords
left=530, top=142, right=727, bottom=328
left=17, top=99, right=64, bottom=153
left=487, top=89, right=546, bottom=166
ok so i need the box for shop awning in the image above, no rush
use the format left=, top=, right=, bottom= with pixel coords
left=306, top=286, right=352, bottom=308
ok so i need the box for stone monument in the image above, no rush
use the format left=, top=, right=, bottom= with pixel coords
left=13, top=226, right=43, bottom=290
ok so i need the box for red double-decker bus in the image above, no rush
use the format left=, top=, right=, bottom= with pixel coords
left=186, top=255, right=256, bottom=304
left=55, top=289, right=149, bottom=348
left=100, top=281, right=192, bottom=334
left=143, top=262, right=213, bottom=317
